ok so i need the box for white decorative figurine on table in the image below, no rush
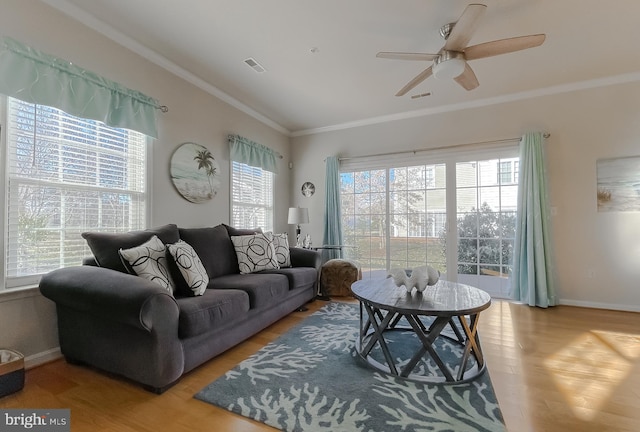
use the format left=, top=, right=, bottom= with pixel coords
left=387, top=265, right=440, bottom=293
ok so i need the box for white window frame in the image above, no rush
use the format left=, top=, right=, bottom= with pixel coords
left=498, top=160, right=519, bottom=184
left=230, top=161, right=274, bottom=232
left=455, top=156, right=519, bottom=296
left=0, top=97, right=150, bottom=291
left=339, top=142, right=519, bottom=297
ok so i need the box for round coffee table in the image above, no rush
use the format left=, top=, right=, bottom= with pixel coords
left=351, top=277, right=491, bottom=384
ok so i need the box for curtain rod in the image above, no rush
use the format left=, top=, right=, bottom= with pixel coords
left=338, top=133, right=550, bottom=162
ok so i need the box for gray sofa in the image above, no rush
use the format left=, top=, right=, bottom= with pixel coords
left=39, top=223, right=320, bottom=393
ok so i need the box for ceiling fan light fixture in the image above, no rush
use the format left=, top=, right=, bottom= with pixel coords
left=433, top=51, right=466, bottom=79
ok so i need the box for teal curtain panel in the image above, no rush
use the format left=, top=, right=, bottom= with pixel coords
left=0, top=37, right=160, bottom=137
left=510, top=132, right=557, bottom=307
left=228, top=134, right=280, bottom=174
left=322, top=156, right=344, bottom=261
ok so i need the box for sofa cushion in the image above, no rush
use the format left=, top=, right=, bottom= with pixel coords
left=167, top=240, right=208, bottom=296
left=176, top=289, right=250, bottom=339
left=223, top=224, right=262, bottom=237
left=210, top=273, right=289, bottom=310
left=118, top=235, right=174, bottom=294
left=82, top=224, right=180, bottom=273
left=178, top=224, right=237, bottom=278
left=231, top=233, right=279, bottom=274
left=260, top=267, right=317, bottom=291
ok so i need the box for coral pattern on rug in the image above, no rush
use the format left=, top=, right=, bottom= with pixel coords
left=195, top=302, right=505, bottom=432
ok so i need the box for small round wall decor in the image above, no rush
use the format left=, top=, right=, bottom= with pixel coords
left=302, top=182, right=315, bottom=197
left=170, top=142, right=221, bottom=203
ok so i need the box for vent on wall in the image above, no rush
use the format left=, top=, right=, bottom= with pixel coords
left=244, top=57, right=266, bottom=73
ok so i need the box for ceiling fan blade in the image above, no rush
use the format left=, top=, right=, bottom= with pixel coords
left=464, top=34, right=546, bottom=60
left=377, top=52, right=438, bottom=61
left=396, top=66, right=433, bottom=96
left=454, top=63, right=479, bottom=91
left=444, top=3, right=487, bottom=51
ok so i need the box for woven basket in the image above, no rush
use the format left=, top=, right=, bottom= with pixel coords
left=0, top=349, right=25, bottom=398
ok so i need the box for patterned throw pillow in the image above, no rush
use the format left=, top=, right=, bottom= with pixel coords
left=266, top=232, right=291, bottom=268
left=231, top=233, right=279, bottom=274
left=118, top=235, right=173, bottom=294
left=167, top=240, right=208, bottom=296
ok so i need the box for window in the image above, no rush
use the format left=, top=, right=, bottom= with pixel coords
left=341, top=163, right=447, bottom=279
left=231, top=161, right=274, bottom=231
left=456, top=158, right=518, bottom=286
left=4, top=97, right=147, bottom=288
left=340, top=148, right=519, bottom=298
left=341, top=169, right=388, bottom=277
left=498, top=160, right=519, bottom=184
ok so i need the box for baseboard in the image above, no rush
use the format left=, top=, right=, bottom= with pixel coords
left=491, top=295, right=640, bottom=313
left=20, top=299, right=638, bottom=371
left=559, top=298, right=640, bottom=313
left=24, top=347, right=62, bottom=370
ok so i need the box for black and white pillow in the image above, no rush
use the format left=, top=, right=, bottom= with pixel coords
left=231, top=233, right=279, bottom=274
left=167, top=240, right=208, bottom=296
left=118, top=235, right=173, bottom=294
left=267, top=232, right=291, bottom=268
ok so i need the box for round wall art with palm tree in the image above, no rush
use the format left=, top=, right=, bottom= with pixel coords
left=170, top=142, right=221, bottom=203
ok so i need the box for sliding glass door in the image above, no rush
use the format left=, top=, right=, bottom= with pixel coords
left=340, top=169, right=388, bottom=278
left=341, top=163, right=447, bottom=279
left=455, top=158, right=518, bottom=297
left=340, top=149, right=518, bottom=298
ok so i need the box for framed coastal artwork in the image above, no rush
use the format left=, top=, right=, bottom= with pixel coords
left=596, top=156, right=640, bottom=212
left=170, top=142, right=221, bottom=203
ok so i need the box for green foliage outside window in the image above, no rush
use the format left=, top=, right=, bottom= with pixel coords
left=440, top=202, right=516, bottom=276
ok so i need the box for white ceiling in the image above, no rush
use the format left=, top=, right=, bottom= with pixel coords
left=44, top=0, right=640, bottom=136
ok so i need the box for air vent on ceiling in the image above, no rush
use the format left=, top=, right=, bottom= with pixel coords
left=244, top=57, right=266, bottom=73
left=411, top=92, right=431, bottom=99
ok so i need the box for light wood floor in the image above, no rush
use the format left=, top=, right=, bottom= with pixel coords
left=2, top=299, right=640, bottom=432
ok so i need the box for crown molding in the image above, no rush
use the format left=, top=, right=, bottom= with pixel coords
left=38, top=1, right=640, bottom=140
left=290, top=71, right=640, bottom=137
left=40, top=0, right=291, bottom=136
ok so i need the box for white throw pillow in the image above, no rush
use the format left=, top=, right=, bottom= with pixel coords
left=118, top=235, right=173, bottom=294
left=167, top=240, right=208, bottom=296
left=267, top=232, right=291, bottom=268
left=231, top=233, right=279, bottom=274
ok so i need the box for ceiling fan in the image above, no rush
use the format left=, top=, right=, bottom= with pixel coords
left=377, top=3, right=545, bottom=96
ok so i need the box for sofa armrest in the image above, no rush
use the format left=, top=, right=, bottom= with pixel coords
left=290, top=247, right=321, bottom=270
left=39, top=266, right=179, bottom=332
left=82, top=256, right=98, bottom=266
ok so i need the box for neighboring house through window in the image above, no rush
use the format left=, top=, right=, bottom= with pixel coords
left=498, top=160, right=519, bottom=184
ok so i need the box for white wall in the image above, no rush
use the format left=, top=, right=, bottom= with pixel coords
left=291, top=81, right=640, bottom=312
left=0, top=0, right=291, bottom=365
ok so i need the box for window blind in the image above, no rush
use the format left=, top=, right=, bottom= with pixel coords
left=5, top=97, right=147, bottom=287
left=231, top=161, right=274, bottom=231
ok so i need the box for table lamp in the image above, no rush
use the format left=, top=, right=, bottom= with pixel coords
left=287, top=207, right=309, bottom=247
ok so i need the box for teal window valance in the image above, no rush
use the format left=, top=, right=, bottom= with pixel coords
left=0, top=37, right=163, bottom=138
left=229, top=134, right=281, bottom=174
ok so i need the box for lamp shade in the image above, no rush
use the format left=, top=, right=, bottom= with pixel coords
left=288, top=207, right=309, bottom=225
